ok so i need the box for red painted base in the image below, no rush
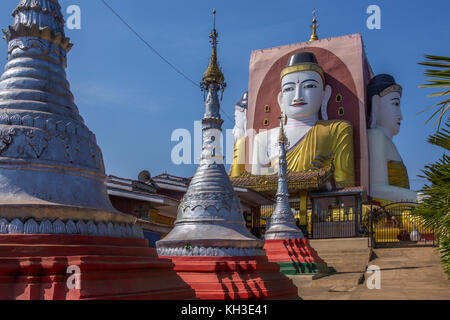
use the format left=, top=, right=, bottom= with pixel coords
left=160, top=255, right=299, bottom=300
left=264, top=239, right=325, bottom=263
left=0, top=234, right=196, bottom=300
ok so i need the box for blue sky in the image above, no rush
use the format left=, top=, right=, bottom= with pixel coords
left=0, top=0, right=448, bottom=191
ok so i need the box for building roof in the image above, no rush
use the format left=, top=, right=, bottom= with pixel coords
left=106, top=175, right=180, bottom=218
left=309, top=186, right=366, bottom=199
left=107, top=172, right=275, bottom=214
left=152, top=173, right=191, bottom=192
left=107, top=175, right=158, bottom=194
left=231, top=165, right=335, bottom=197
left=233, top=186, right=274, bottom=207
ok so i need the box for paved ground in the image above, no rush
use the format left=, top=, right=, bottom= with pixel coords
left=290, top=246, right=450, bottom=300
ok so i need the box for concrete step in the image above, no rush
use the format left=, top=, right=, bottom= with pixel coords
left=286, top=275, right=314, bottom=288
left=310, top=238, right=370, bottom=251
left=314, top=249, right=371, bottom=255
left=311, top=272, right=364, bottom=288
left=309, top=238, right=371, bottom=273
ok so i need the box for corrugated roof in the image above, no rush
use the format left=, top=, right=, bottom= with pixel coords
left=231, top=166, right=334, bottom=196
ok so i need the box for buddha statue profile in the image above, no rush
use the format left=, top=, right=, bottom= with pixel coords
left=367, top=74, right=417, bottom=203
left=232, top=52, right=355, bottom=188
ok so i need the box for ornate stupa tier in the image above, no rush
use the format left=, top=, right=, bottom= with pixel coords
left=156, top=159, right=264, bottom=254
left=0, top=0, right=132, bottom=226
left=5, top=0, right=71, bottom=50
left=1, top=0, right=80, bottom=120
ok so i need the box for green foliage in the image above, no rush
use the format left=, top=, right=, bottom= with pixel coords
left=413, top=122, right=450, bottom=276
left=418, top=55, right=450, bottom=131
left=427, top=125, right=450, bottom=150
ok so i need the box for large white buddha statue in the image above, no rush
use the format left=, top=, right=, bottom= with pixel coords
left=367, top=74, right=417, bottom=203
left=234, top=52, right=355, bottom=188
left=232, top=91, right=248, bottom=142
left=229, top=92, right=248, bottom=177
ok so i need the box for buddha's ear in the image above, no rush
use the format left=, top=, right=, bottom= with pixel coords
left=243, top=108, right=247, bottom=133
left=321, top=84, right=332, bottom=121
left=370, top=95, right=380, bottom=129
left=277, top=91, right=284, bottom=113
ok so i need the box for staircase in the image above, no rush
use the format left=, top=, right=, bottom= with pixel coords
left=288, top=238, right=372, bottom=292
left=309, top=237, right=372, bottom=273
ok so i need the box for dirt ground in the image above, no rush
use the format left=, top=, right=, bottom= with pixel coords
left=293, top=246, right=450, bottom=300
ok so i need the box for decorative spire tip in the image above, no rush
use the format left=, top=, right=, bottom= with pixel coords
left=278, top=113, right=288, bottom=145
left=309, top=8, right=319, bottom=42
left=201, top=9, right=226, bottom=92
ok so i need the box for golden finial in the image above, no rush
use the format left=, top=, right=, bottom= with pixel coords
left=309, top=9, right=319, bottom=41
left=278, top=113, right=288, bottom=145
left=201, top=9, right=225, bottom=90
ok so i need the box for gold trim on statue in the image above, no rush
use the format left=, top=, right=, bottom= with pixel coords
left=280, top=64, right=325, bottom=82
left=380, top=84, right=402, bottom=97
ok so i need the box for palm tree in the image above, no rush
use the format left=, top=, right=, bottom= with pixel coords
left=418, top=55, right=450, bottom=131
left=414, top=55, right=450, bottom=276
left=413, top=124, right=450, bottom=275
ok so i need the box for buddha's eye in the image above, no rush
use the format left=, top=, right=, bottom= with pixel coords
left=304, top=83, right=317, bottom=89
left=393, top=102, right=400, bottom=107
left=283, top=87, right=294, bottom=93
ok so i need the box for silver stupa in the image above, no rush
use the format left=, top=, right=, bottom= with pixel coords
left=156, top=12, right=264, bottom=257
left=0, top=0, right=139, bottom=237
left=264, top=114, right=304, bottom=239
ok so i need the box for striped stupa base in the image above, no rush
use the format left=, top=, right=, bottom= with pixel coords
left=158, top=255, right=300, bottom=300
left=0, top=234, right=196, bottom=300
left=264, top=239, right=329, bottom=275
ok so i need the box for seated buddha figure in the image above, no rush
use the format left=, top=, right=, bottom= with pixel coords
left=248, top=52, right=355, bottom=188
left=367, top=74, right=417, bottom=202
left=230, top=92, right=248, bottom=177
left=232, top=91, right=248, bottom=142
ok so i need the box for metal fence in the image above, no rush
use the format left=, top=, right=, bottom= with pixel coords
left=370, top=203, right=436, bottom=248
left=260, top=201, right=362, bottom=239
left=259, top=201, right=437, bottom=247
left=311, top=209, right=358, bottom=239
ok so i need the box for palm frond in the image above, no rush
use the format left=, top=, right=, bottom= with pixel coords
left=427, top=122, right=450, bottom=150
left=423, top=55, right=450, bottom=62
left=418, top=62, right=450, bottom=68
left=419, top=55, right=450, bottom=131
left=427, top=90, right=450, bottom=97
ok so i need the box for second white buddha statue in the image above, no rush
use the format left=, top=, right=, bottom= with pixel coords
left=367, top=74, right=417, bottom=203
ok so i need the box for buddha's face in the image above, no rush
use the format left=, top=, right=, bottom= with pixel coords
left=377, top=91, right=402, bottom=136
left=279, top=70, right=328, bottom=120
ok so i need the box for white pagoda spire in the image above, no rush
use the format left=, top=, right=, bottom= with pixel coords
left=264, top=113, right=304, bottom=239
left=157, top=10, right=264, bottom=257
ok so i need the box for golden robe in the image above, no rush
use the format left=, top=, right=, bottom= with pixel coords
left=230, top=136, right=246, bottom=178
left=373, top=160, right=411, bottom=206
left=230, top=120, right=355, bottom=188
left=387, top=160, right=410, bottom=189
